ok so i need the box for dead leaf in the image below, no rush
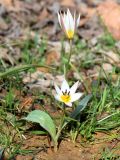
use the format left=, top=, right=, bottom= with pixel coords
left=46, top=49, right=60, bottom=65
left=23, top=71, right=64, bottom=92
left=38, top=8, right=49, bottom=21
left=0, top=0, right=12, bottom=7
left=48, top=41, right=70, bottom=53
left=37, top=67, right=49, bottom=73
left=78, top=4, right=96, bottom=27
left=97, top=0, right=120, bottom=40
left=0, top=0, right=22, bottom=12
left=0, top=17, right=8, bottom=30
left=79, top=14, right=103, bottom=40
left=102, top=63, right=113, bottom=72
left=20, top=97, right=34, bottom=111
left=16, top=155, right=33, bottom=160
left=61, top=0, right=75, bottom=7
left=104, top=51, right=120, bottom=65
left=0, top=48, right=15, bottom=65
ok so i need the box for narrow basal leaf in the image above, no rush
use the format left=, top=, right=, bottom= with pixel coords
left=62, top=95, right=92, bottom=130
left=70, top=94, right=92, bottom=119
left=0, top=148, right=4, bottom=160
left=0, top=64, right=54, bottom=78
left=24, top=110, right=56, bottom=142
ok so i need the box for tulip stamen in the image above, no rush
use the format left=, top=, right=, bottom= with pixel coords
left=54, top=79, right=83, bottom=107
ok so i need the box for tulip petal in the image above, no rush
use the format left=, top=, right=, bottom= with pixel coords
left=60, top=14, right=67, bottom=34
left=55, top=95, right=61, bottom=101
left=74, top=12, right=76, bottom=30
left=61, top=79, right=70, bottom=92
left=64, top=12, right=69, bottom=31
left=67, top=9, right=74, bottom=30
left=65, top=102, right=72, bottom=107
left=70, top=93, right=83, bottom=102
left=77, top=14, right=80, bottom=27
left=70, top=81, right=79, bottom=95
left=54, top=83, right=61, bottom=95
left=58, top=12, right=62, bottom=27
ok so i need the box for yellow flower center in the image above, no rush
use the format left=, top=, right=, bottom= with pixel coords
left=67, top=29, right=74, bottom=39
left=61, top=93, right=71, bottom=103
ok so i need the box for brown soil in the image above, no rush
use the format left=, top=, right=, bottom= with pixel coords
left=15, top=132, right=120, bottom=160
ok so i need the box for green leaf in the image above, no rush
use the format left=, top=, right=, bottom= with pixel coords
left=70, top=94, right=92, bottom=119
left=24, top=110, right=56, bottom=142
left=0, top=64, right=54, bottom=78
left=0, top=148, right=4, bottom=159
left=62, top=95, right=92, bottom=130
left=30, top=130, right=47, bottom=135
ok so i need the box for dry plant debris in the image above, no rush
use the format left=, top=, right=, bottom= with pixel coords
left=0, top=0, right=120, bottom=159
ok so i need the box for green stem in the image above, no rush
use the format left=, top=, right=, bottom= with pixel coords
left=54, top=105, right=66, bottom=152
left=54, top=141, right=58, bottom=152
left=68, top=39, right=72, bottom=67
left=55, top=112, right=65, bottom=141
left=66, top=39, right=72, bottom=78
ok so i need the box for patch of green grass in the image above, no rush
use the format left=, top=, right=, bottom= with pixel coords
left=0, top=112, right=23, bottom=159
left=100, top=147, right=120, bottom=160
left=98, top=32, right=116, bottom=48
left=21, top=35, right=47, bottom=65
left=79, top=76, right=120, bottom=139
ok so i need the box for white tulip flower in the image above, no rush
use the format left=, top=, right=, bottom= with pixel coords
left=54, top=79, right=83, bottom=107
left=58, top=9, right=80, bottom=39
